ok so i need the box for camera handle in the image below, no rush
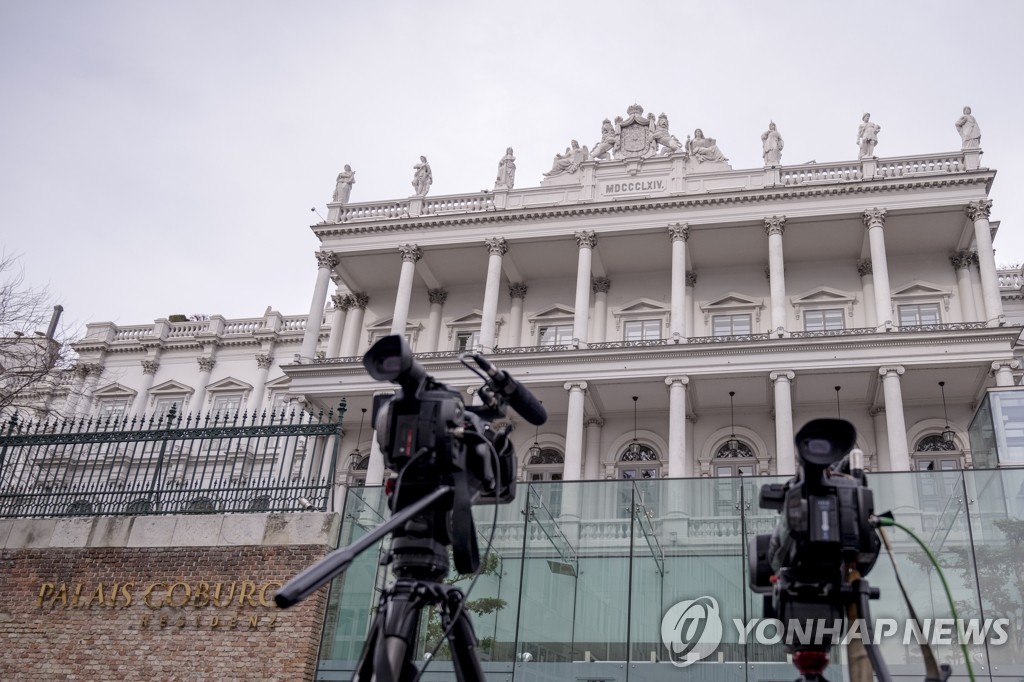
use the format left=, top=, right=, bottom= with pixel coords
left=275, top=485, right=453, bottom=608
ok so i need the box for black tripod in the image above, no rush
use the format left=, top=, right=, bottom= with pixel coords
left=276, top=485, right=487, bottom=682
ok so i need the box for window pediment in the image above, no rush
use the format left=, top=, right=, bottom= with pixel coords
left=446, top=309, right=502, bottom=340
left=700, top=292, right=763, bottom=325
left=527, top=304, right=575, bottom=337
left=205, top=377, right=253, bottom=393
left=790, top=287, right=856, bottom=321
left=891, top=280, right=952, bottom=311
left=149, top=380, right=194, bottom=396
left=91, top=382, right=137, bottom=399
left=611, top=298, right=670, bottom=330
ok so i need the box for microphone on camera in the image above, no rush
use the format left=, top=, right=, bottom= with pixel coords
left=471, top=354, right=548, bottom=426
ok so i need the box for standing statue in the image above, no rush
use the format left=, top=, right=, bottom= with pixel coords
left=686, top=129, right=728, bottom=162
left=761, top=122, right=784, bottom=166
left=651, top=113, right=683, bottom=154
left=412, top=156, right=432, bottom=196
left=591, top=119, right=619, bottom=160
left=494, top=147, right=516, bottom=189
left=543, top=140, right=589, bottom=177
left=332, top=164, right=356, bottom=203
left=955, top=106, right=982, bottom=149
left=857, top=113, right=881, bottom=159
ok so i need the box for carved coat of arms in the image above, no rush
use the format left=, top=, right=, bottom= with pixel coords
left=591, top=104, right=684, bottom=161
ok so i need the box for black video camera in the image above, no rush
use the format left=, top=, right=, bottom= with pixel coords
left=749, top=419, right=880, bottom=651
left=365, top=335, right=544, bottom=574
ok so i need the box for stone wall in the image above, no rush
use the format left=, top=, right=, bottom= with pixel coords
left=0, top=513, right=339, bottom=681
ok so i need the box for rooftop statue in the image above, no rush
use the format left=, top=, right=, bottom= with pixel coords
left=857, top=113, right=880, bottom=159
left=761, top=122, right=784, bottom=166
left=494, top=147, right=516, bottom=189
left=955, top=106, right=981, bottom=150
left=651, top=113, right=684, bottom=155
left=333, top=164, right=355, bottom=204
left=686, top=128, right=728, bottom=163
left=543, top=140, right=589, bottom=177
left=591, top=119, right=619, bottom=160
left=412, top=156, right=432, bottom=196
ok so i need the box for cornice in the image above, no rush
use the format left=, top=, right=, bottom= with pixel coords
left=313, top=171, right=995, bottom=238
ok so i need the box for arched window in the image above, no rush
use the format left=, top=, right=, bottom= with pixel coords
left=915, top=434, right=958, bottom=452
left=525, top=448, right=563, bottom=481
left=349, top=454, right=370, bottom=486
left=618, top=444, right=660, bottom=480
left=913, top=433, right=962, bottom=514
left=713, top=440, right=756, bottom=477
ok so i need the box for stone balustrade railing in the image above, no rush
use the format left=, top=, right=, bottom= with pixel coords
left=222, top=319, right=263, bottom=335
left=166, top=321, right=210, bottom=338
left=998, top=269, right=1023, bottom=289
left=111, top=326, right=155, bottom=342
left=280, top=316, right=308, bottom=332
left=324, top=151, right=977, bottom=224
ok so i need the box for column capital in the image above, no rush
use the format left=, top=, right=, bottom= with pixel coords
left=72, top=363, right=92, bottom=379
left=255, top=353, right=274, bottom=370
left=591, top=277, right=612, bottom=294
left=484, top=237, right=509, bottom=256
left=585, top=417, right=605, bottom=427
left=668, top=222, right=690, bottom=242
left=428, top=288, right=448, bottom=305
left=508, top=282, right=528, bottom=300
left=991, top=359, right=1020, bottom=374
left=351, top=292, right=370, bottom=310
left=869, top=406, right=886, bottom=417
left=685, top=270, right=697, bottom=287
left=878, top=365, right=905, bottom=378
left=857, top=259, right=873, bottom=276
left=574, top=230, right=598, bottom=249
left=141, top=359, right=160, bottom=375
left=862, top=207, right=887, bottom=229
left=315, top=250, right=338, bottom=270
left=764, top=215, right=786, bottom=237
left=950, top=250, right=973, bottom=271
left=398, top=244, right=423, bottom=263
left=563, top=381, right=588, bottom=392
left=664, top=376, right=689, bottom=387
left=966, top=199, right=993, bottom=222
left=331, top=293, right=351, bottom=310
left=769, top=370, right=795, bottom=382
left=197, top=356, right=215, bottom=373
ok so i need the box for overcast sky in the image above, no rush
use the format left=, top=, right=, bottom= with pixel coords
left=2, top=0, right=1022, bottom=336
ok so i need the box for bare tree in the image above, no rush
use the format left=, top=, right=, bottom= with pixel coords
left=0, top=253, right=74, bottom=418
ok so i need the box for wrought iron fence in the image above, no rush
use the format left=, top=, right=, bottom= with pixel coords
left=0, top=402, right=346, bottom=518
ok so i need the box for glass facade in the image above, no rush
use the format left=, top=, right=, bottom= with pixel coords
left=316, top=469, right=1024, bottom=682
left=971, top=388, right=1024, bottom=467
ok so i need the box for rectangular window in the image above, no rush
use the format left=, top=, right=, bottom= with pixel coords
left=898, top=303, right=941, bottom=327
left=97, top=399, right=130, bottom=422
left=804, top=308, right=845, bottom=332
left=623, top=319, right=661, bottom=341
left=454, top=330, right=479, bottom=352
left=211, top=394, right=243, bottom=416
left=538, top=324, right=573, bottom=346
left=712, top=314, right=752, bottom=337
left=153, top=397, right=184, bottom=420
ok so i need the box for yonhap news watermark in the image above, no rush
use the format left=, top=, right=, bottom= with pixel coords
left=661, top=596, right=1011, bottom=668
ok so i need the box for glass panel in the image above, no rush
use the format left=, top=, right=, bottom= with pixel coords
left=898, top=303, right=941, bottom=326
left=455, top=330, right=479, bottom=351
left=211, top=394, right=242, bottom=416
left=712, top=314, right=752, bottom=337
left=804, top=308, right=845, bottom=331
left=623, top=319, right=661, bottom=341
left=538, top=324, right=573, bottom=346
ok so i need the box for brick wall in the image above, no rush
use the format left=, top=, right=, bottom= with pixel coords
left=0, top=514, right=339, bottom=681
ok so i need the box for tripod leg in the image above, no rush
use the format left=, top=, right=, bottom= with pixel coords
left=856, top=582, right=892, bottom=682
left=441, top=590, right=486, bottom=682
left=353, top=581, right=429, bottom=682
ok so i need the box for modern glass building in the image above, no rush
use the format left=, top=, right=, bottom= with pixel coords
left=316, top=468, right=1024, bottom=682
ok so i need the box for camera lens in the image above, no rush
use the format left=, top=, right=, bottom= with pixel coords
left=806, top=439, right=831, bottom=455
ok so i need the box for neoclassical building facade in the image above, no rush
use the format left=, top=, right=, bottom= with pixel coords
left=52, top=105, right=1023, bottom=507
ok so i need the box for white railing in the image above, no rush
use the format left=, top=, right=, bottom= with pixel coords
left=336, top=201, right=410, bottom=222
left=876, top=154, right=963, bottom=178
left=422, top=193, right=494, bottom=214
left=781, top=162, right=862, bottom=186
left=166, top=321, right=209, bottom=338
left=112, top=326, right=154, bottom=342
left=222, top=319, right=262, bottom=335
left=998, top=270, right=1023, bottom=289
left=280, top=316, right=308, bottom=332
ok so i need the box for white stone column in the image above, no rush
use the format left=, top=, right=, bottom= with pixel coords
left=325, top=292, right=351, bottom=358
left=857, top=260, right=877, bottom=328
left=65, top=364, right=91, bottom=417
left=584, top=417, right=604, bottom=480
left=770, top=371, right=796, bottom=475
left=300, top=251, right=338, bottom=361
left=685, top=271, right=696, bottom=338
left=879, top=366, right=910, bottom=471
left=870, top=407, right=891, bottom=471
left=765, top=216, right=788, bottom=336
left=507, top=283, right=527, bottom=348
left=391, top=244, right=422, bottom=336
left=669, top=223, right=689, bottom=342
left=968, top=252, right=985, bottom=322
left=191, top=356, right=215, bottom=417
left=340, top=293, right=369, bottom=357
left=479, top=238, right=507, bottom=352
left=563, top=381, right=588, bottom=480
left=572, top=231, right=597, bottom=346
left=246, top=353, right=274, bottom=415
left=74, top=363, right=103, bottom=418
left=591, top=278, right=611, bottom=343
left=992, top=359, right=1020, bottom=387
left=132, top=359, right=160, bottom=417
left=665, top=376, right=689, bottom=478
left=365, top=390, right=393, bottom=486
left=423, top=288, right=447, bottom=352
left=864, top=209, right=894, bottom=329
left=967, top=200, right=1004, bottom=326
left=951, top=251, right=978, bottom=322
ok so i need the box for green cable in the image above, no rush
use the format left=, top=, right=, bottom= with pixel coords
left=877, top=516, right=977, bottom=682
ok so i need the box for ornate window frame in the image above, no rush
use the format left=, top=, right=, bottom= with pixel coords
left=446, top=310, right=502, bottom=351
left=700, top=292, right=764, bottom=336
left=367, top=317, right=423, bottom=349
left=611, top=298, right=670, bottom=339
left=891, top=281, right=952, bottom=326
left=148, top=380, right=194, bottom=417
left=527, top=304, right=575, bottom=345
left=790, top=287, right=856, bottom=327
